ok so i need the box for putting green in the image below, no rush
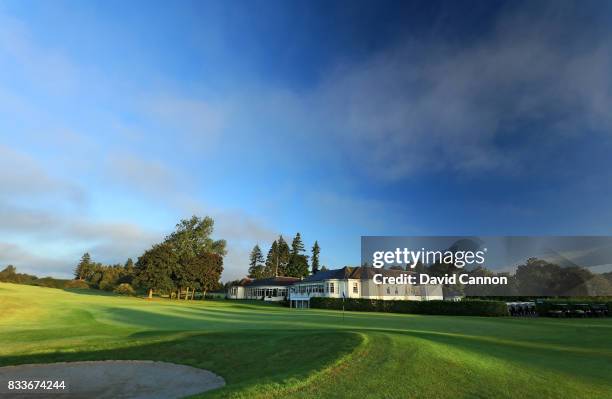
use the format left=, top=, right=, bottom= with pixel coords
left=1, top=283, right=611, bottom=398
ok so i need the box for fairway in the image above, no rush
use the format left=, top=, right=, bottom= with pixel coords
left=1, top=283, right=611, bottom=399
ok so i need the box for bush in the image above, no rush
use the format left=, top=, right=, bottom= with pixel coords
left=114, top=283, right=135, bottom=296
left=64, top=279, right=90, bottom=289
left=99, top=280, right=117, bottom=291
left=30, top=277, right=71, bottom=289
left=310, top=297, right=509, bottom=317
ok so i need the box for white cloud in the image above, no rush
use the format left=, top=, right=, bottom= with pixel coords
left=0, top=242, right=70, bottom=277
left=0, top=145, right=86, bottom=205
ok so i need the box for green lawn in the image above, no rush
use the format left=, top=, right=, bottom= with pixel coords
left=1, top=283, right=611, bottom=398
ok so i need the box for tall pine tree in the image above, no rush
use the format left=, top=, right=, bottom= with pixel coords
left=74, top=252, right=92, bottom=280
left=311, top=241, right=320, bottom=274
left=248, top=244, right=265, bottom=279
left=264, top=240, right=278, bottom=277
left=287, top=233, right=309, bottom=278
left=276, top=235, right=290, bottom=276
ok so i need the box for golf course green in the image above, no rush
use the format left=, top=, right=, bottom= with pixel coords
left=1, top=282, right=611, bottom=398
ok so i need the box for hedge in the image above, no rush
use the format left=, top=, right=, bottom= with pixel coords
left=310, top=297, right=509, bottom=317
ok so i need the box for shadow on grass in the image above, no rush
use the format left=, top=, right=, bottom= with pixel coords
left=386, top=327, right=612, bottom=385
left=0, top=329, right=361, bottom=398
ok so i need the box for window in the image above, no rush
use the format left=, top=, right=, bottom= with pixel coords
left=386, top=287, right=390, bottom=294
left=353, top=282, right=358, bottom=294
left=329, top=282, right=334, bottom=294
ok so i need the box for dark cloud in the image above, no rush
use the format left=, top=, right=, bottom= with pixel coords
left=314, top=1, right=612, bottom=179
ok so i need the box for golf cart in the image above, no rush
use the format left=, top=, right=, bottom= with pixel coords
left=547, top=303, right=570, bottom=317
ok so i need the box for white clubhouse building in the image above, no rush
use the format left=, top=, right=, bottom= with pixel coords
left=288, top=266, right=443, bottom=308
left=228, top=266, right=443, bottom=308
left=228, top=276, right=300, bottom=301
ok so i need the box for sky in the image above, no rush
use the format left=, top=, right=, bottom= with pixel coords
left=1, top=0, right=612, bottom=281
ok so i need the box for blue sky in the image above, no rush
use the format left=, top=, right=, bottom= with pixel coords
left=1, top=0, right=612, bottom=280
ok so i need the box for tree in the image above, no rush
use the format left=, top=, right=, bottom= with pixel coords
left=192, top=252, right=224, bottom=299
left=264, top=240, right=278, bottom=277
left=98, top=264, right=125, bottom=291
left=164, top=215, right=226, bottom=298
left=291, top=233, right=305, bottom=255
left=248, top=244, right=265, bottom=279
left=118, top=258, right=135, bottom=284
left=88, top=262, right=106, bottom=287
left=124, top=258, right=135, bottom=274
left=263, top=237, right=290, bottom=277
left=134, top=242, right=177, bottom=299
left=287, top=233, right=309, bottom=278
left=0, top=265, right=16, bottom=278
left=311, top=241, right=320, bottom=274
left=276, top=236, right=290, bottom=276
left=74, top=253, right=92, bottom=280
left=165, top=215, right=227, bottom=259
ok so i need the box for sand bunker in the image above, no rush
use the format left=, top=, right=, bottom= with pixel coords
left=0, top=360, right=225, bottom=398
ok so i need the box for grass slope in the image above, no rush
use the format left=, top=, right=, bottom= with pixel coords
left=1, top=283, right=611, bottom=398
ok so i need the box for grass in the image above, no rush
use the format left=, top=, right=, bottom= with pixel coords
left=1, top=283, right=611, bottom=398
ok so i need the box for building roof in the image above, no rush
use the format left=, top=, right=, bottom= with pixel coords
left=295, top=266, right=414, bottom=283
left=233, top=277, right=253, bottom=287
left=247, top=276, right=301, bottom=287
left=232, top=267, right=416, bottom=288
left=298, top=266, right=355, bottom=282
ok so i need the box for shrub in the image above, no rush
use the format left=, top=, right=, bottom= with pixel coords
left=30, top=277, right=71, bottom=289
left=99, top=280, right=117, bottom=291
left=310, top=297, right=509, bottom=317
left=64, top=279, right=90, bottom=289
left=114, top=283, right=135, bottom=296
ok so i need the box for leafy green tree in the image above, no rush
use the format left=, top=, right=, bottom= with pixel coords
left=118, top=258, right=135, bottom=284
left=134, top=242, right=177, bottom=299
left=165, top=215, right=227, bottom=259
left=248, top=244, right=265, bottom=279
left=124, top=258, right=135, bottom=274
left=98, top=264, right=125, bottom=291
left=87, top=262, right=106, bottom=287
left=311, top=241, right=320, bottom=274
left=74, top=253, right=92, bottom=280
left=192, top=253, right=224, bottom=299
left=164, top=215, right=226, bottom=298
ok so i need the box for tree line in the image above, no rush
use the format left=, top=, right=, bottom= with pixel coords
left=406, top=257, right=612, bottom=297
left=247, top=233, right=323, bottom=279
left=73, top=253, right=135, bottom=292
left=0, top=215, right=226, bottom=299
